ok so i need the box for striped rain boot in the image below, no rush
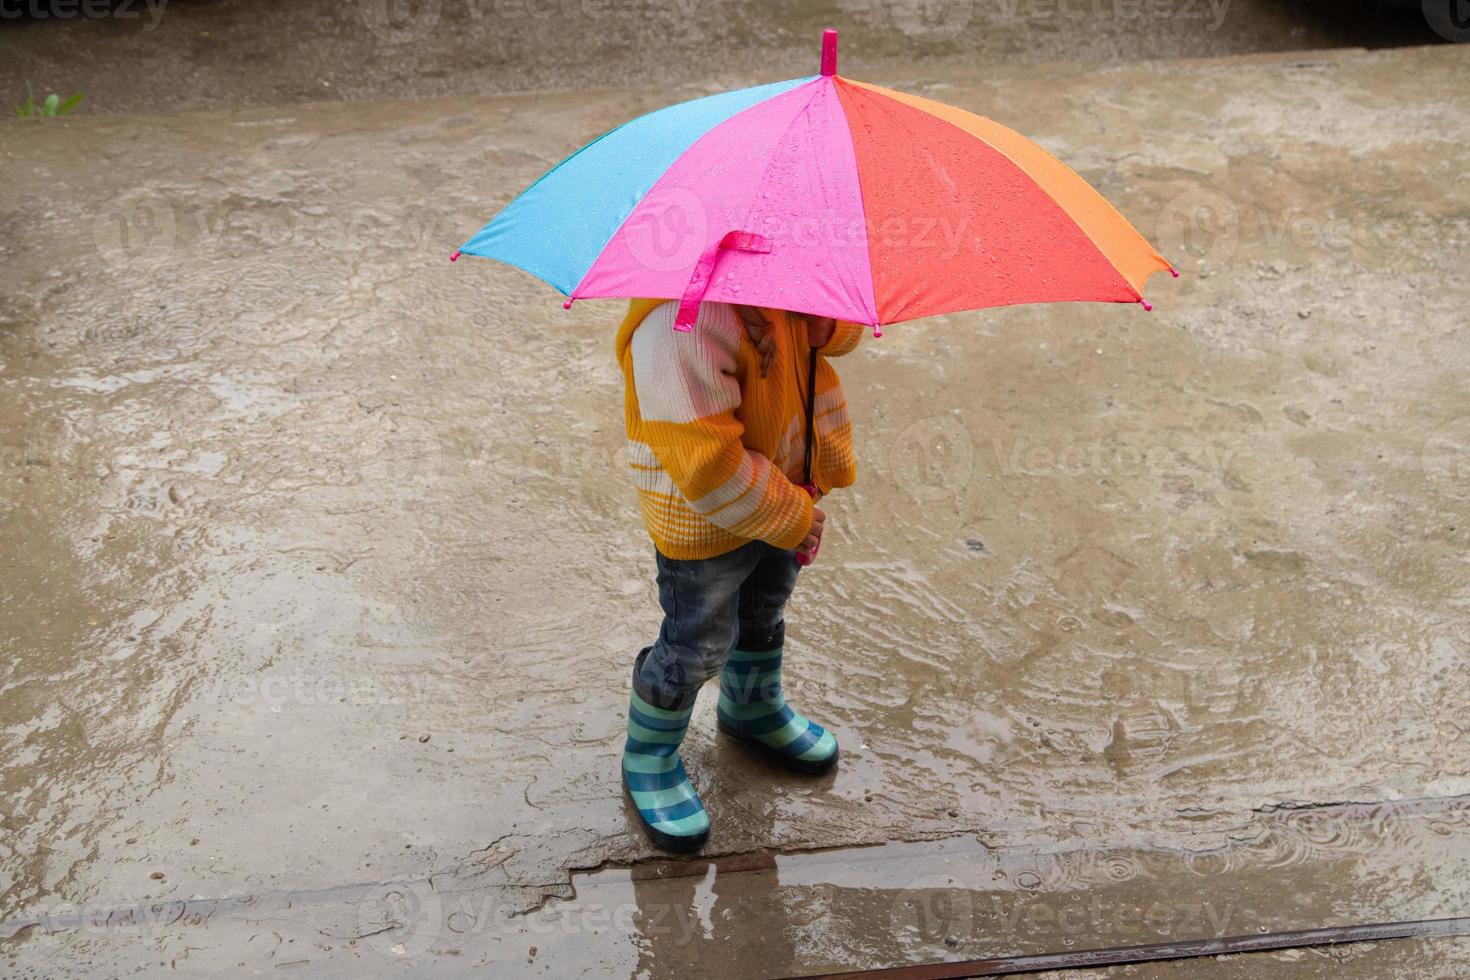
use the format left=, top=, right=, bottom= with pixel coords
left=716, top=646, right=839, bottom=774
left=622, top=665, right=709, bottom=853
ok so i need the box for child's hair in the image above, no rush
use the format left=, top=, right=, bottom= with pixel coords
left=734, top=305, right=822, bottom=378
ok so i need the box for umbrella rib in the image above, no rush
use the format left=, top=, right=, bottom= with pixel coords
left=744, top=78, right=830, bottom=252
left=828, top=78, right=882, bottom=330
left=734, top=77, right=880, bottom=326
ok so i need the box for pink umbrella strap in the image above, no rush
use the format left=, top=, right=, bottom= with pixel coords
left=673, top=231, right=772, bottom=332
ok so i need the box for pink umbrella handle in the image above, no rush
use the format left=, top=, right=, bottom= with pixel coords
left=796, top=481, right=821, bottom=567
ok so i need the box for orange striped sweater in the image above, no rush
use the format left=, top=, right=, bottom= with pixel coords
left=615, top=300, right=864, bottom=560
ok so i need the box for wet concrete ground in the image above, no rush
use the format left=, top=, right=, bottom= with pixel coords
left=0, top=0, right=1449, bottom=115
left=2, top=20, right=1469, bottom=980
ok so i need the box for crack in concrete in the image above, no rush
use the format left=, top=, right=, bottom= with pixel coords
left=1252, top=792, right=1470, bottom=814
left=536, top=793, right=1470, bottom=914
left=4, top=793, right=1466, bottom=948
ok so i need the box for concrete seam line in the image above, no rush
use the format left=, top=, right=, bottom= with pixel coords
left=793, top=916, right=1470, bottom=980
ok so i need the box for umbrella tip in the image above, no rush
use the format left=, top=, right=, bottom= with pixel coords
left=1140, top=299, right=1153, bottom=312
left=821, top=29, right=838, bottom=76
left=449, top=250, right=461, bottom=262
left=563, top=298, right=575, bottom=310
left=1170, top=268, right=1180, bottom=278
left=871, top=322, right=882, bottom=338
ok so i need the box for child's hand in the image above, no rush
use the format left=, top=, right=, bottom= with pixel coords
left=797, top=506, right=826, bottom=563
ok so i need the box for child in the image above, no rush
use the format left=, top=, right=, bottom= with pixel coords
left=614, top=298, right=866, bottom=852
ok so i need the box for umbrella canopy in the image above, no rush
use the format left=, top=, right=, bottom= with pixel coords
left=454, top=30, right=1174, bottom=334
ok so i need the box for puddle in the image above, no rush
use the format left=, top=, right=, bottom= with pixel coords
left=474, top=797, right=1469, bottom=977
left=4, top=796, right=1465, bottom=976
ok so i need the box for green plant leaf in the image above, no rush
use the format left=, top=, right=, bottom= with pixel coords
left=43, top=93, right=60, bottom=116
left=58, top=93, right=84, bottom=115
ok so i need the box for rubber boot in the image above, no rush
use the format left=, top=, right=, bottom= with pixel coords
left=716, top=645, right=839, bottom=774
left=622, top=649, right=710, bottom=852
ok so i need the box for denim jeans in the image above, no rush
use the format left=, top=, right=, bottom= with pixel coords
left=633, top=540, right=801, bottom=709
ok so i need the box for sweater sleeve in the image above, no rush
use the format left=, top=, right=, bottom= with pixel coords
left=820, top=319, right=867, bottom=357
left=630, top=302, right=814, bottom=550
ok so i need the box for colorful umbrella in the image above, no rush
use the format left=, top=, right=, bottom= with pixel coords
left=453, top=29, right=1175, bottom=334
